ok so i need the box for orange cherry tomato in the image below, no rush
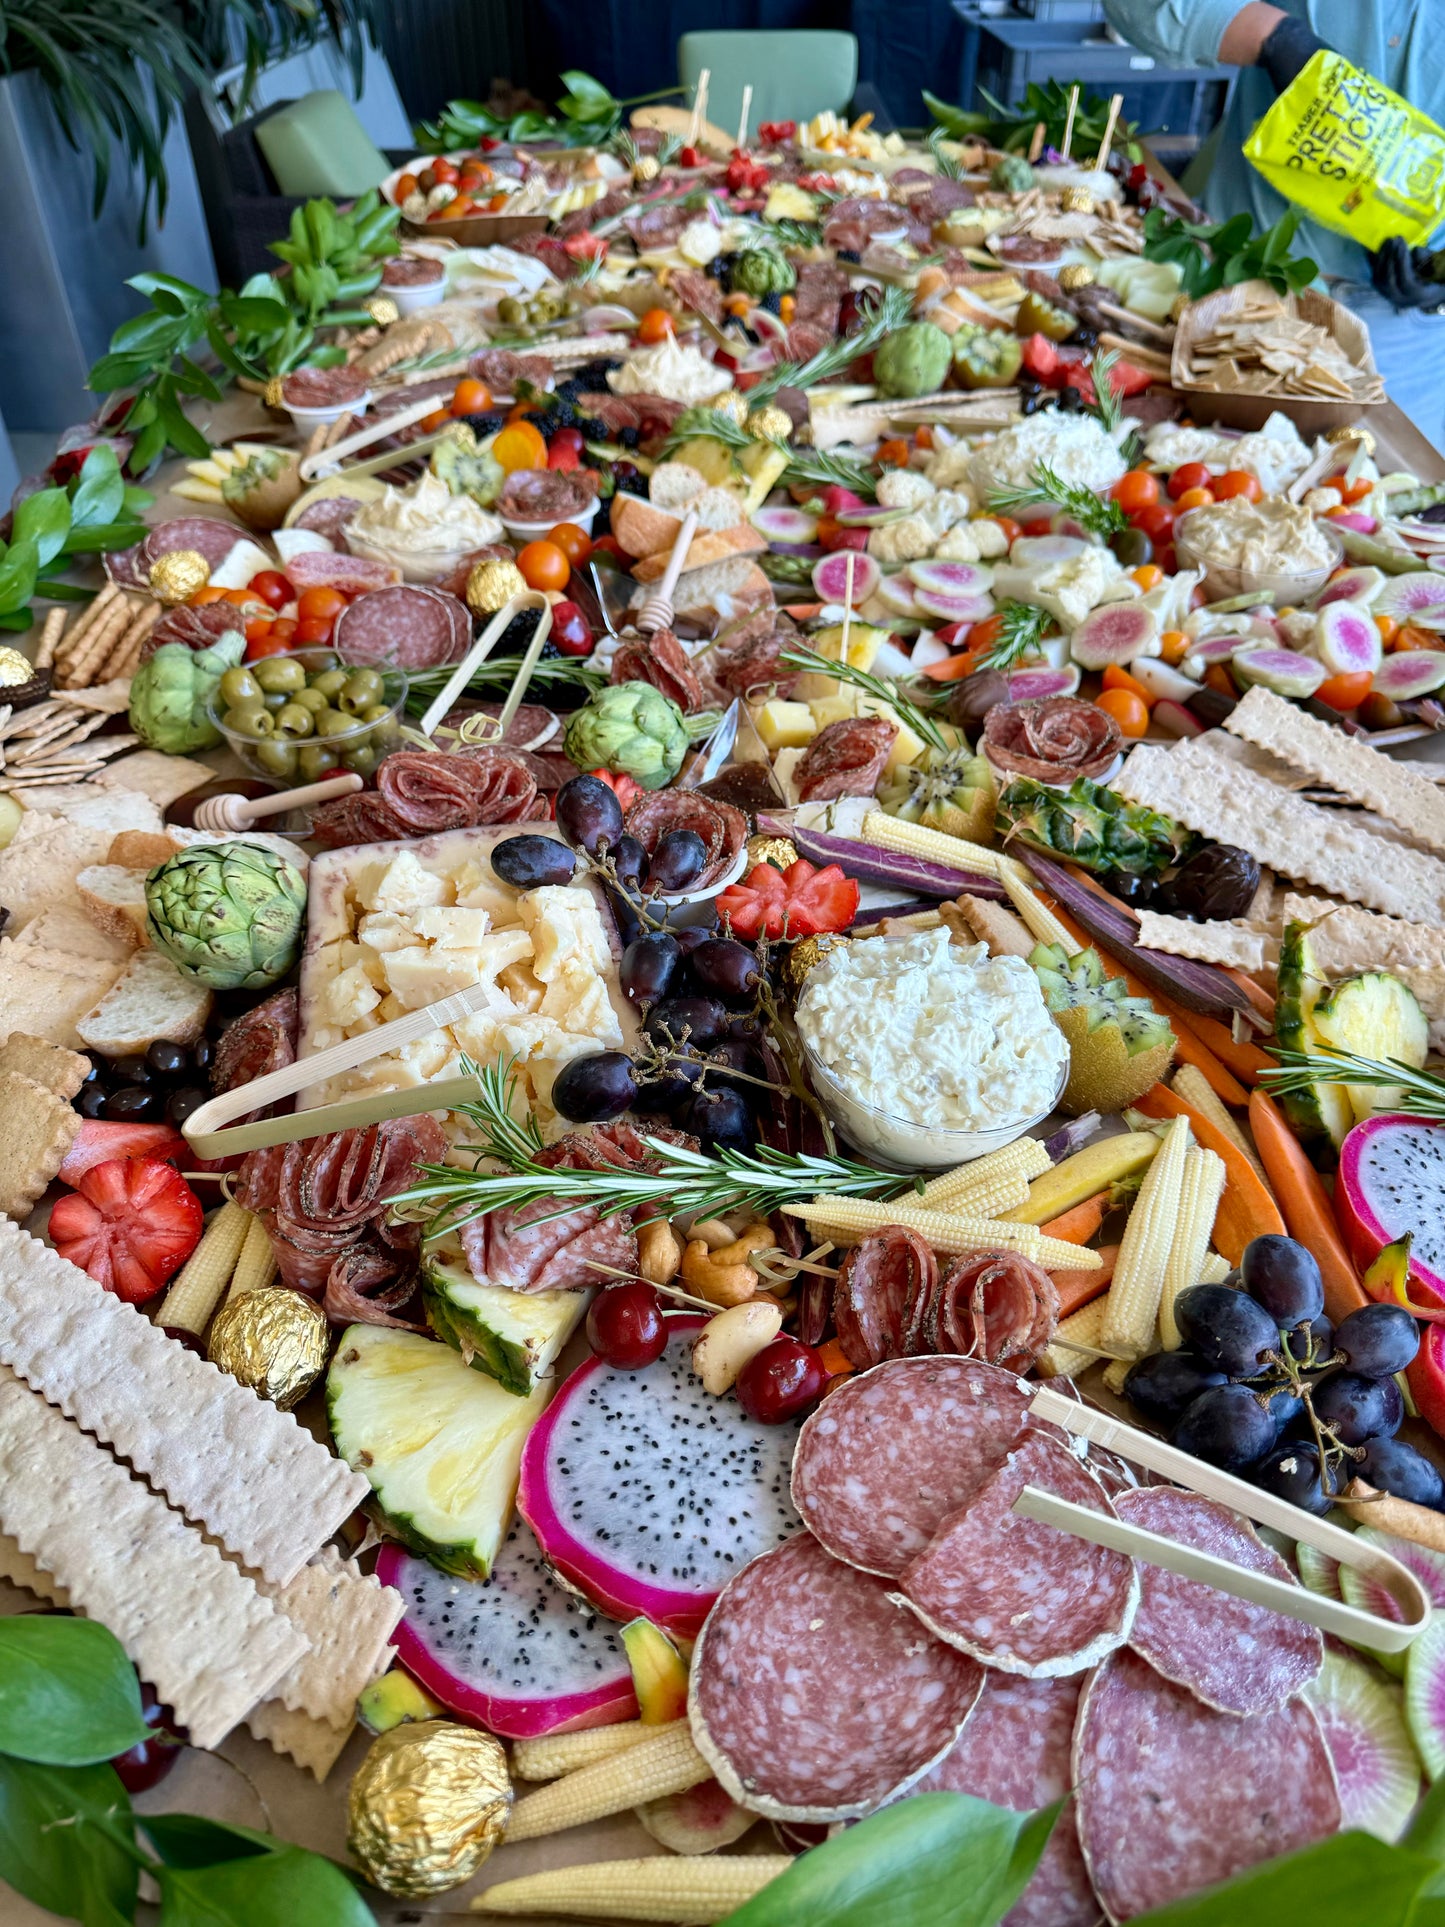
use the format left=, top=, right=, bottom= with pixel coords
left=451, top=378, right=493, bottom=417
left=1204, top=663, right=1236, bottom=697
left=243, top=616, right=273, bottom=648
left=293, top=617, right=335, bottom=645
left=516, top=540, right=571, bottom=593
left=1394, top=624, right=1438, bottom=652
left=1112, top=469, right=1161, bottom=513
left=914, top=425, right=934, bottom=450
left=221, top=587, right=260, bottom=608
left=1159, top=629, right=1190, bottom=665
left=637, top=308, right=676, bottom=345
left=269, top=618, right=298, bottom=647
left=393, top=173, right=418, bottom=201
left=1212, top=470, right=1262, bottom=502
left=296, top=585, right=347, bottom=624
left=989, top=515, right=1022, bottom=547
left=189, top=585, right=228, bottom=606
left=548, top=522, right=593, bottom=569
left=420, top=408, right=451, bottom=431
left=1101, top=664, right=1153, bottom=706
left=1315, top=670, right=1373, bottom=711
left=486, top=192, right=510, bottom=212
left=1095, top=688, right=1150, bottom=738
left=1167, top=462, right=1211, bottom=499
left=1376, top=612, right=1400, bottom=646
left=493, top=422, right=549, bottom=473
left=244, top=629, right=296, bottom=663
left=723, top=293, right=752, bottom=318
left=1174, top=486, right=1215, bottom=511
left=1130, top=564, right=1164, bottom=591
left=877, top=439, right=911, bottom=468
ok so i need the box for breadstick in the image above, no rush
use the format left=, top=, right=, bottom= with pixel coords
left=54, top=583, right=119, bottom=669
left=60, top=594, right=134, bottom=689
left=33, top=607, right=66, bottom=673
left=99, top=601, right=158, bottom=680
left=324, top=411, right=355, bottom=448
left=302, top=421, right=331, bottom=463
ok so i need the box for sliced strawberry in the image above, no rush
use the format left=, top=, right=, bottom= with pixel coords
left=717, top=858, right=859, bottom=940
left=49, top=1157, right=202, bottom=1304
left=57, top=1120, right=187, bottom=1189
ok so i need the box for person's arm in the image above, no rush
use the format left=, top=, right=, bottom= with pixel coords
left=1101, top=0, right=1321, bottom=79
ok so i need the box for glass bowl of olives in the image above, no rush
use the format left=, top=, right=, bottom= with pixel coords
left=208, top=650, right=407, bottom=787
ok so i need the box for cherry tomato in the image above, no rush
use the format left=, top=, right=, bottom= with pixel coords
left=1376, top=613, right=1400, bottom=646
left=1130, top=563, right=1164, bottom=591
left=516, top=540, right=570, bottom=593
left=221, top=587, right=260, bottom=609
left=269, top=618, right=298, bottom=647
left=1174, top=486, right=1215, bottom=511
left=549, top=598, right=594, bottom=657
left=296, top=585, right=347, bottom=624
left=431, top=157, right=459, bottom=185
left=1133, top=501, right=1177, bottom=545
left=1212, top=470, right=1262, bottom=502
left=189, top=585, right=228, bottom=606
left=914, top=425, right=934, bottom=450
left=1203, top=663, right=1237, bottom=698
left=451, top=377, right=493, bottom=417
left=293, top=617, right=335, bottom=645
left=736, top=1338, right=829, bottom=1424
left=548, top=522, right=593, bottom=569
left=591, top=533, right=628, bottom=563
left=243, top=615, right=273, bottom=647
left=548, top=426, right=586, bottom=471
left=1315, top=670, right=1373, bottom=711
left=244, top=628, right=295, bottom=662
left=1154, top=544, right=1178, bottom=576
left=636, top=307, right=676, bottom=345
left=1167, top=462, right=1212, bottom=499
left=988, top=515, right=1023, bottom=547
left=1096, top=687, right=1150, bottom=738
left=247, top=570, right=293, bottom=611
left=877, top=438, right=911, bottom=468
left=1159, top=629, right=1190, bottom=664
left=1112, top=469, right=1161, bottom=513
left=1101, top=664, right=1153, bottom=705
left=493, top=421, right=549, bottom=473
left=393, top=173, right=418, bottom=202
left=1394, top=624, right=1439, bottom=651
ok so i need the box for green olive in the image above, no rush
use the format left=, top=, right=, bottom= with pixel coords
left=497, top=296, right=525, bottom=324
left=253, top=739, right=297, bottom=779
left=298, top=743, right=340, bottom=781
left=218, top=667, right=261, bottom=707
left=263, top=688, right=289, bottom=711
left=339, top=669, right=385, bottom=712
left=223, top=701, right=274, bottom=739
left=253, top=657, right=306, bottom=694
left=275, top=701, right=315, bottom=740
left=310, top=667, right=349, bottom=700
left=292, top=685, right=329, bottom=714
left=344, top=743, right=378, bottom=779
left=316, top=705, right=365, bottom=737
left=358, top=702, right=395, bottom=727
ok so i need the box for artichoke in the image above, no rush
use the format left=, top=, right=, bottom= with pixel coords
left=562, top=683, right=688, bottom=791
left=129, top=632, right=245, bottom=756
left=145, top=843, right=307, bottom=991
left=873, top=322, right=952, bottom=399
left=732, top=248, right=796, bottom=297
left=990, top=154, right=1035, bottom=194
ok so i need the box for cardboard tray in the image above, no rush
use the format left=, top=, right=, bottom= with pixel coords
left=1171, top=278, right=1385, bottom=436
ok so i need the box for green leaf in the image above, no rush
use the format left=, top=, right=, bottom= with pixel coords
left=1406, top=1774, right=1445, bottom=1863
left=157, top=1845, right=375, bottom=1927
left=1132, top=1831, right=1435, bottom=1925
left=218, top=295, right=291, bottom=333
left=0, top=534, right=41, bottom=617
left=127, top=273, right=208, bottom=308
left=557, top=70, right=617, bottom=121
left=12, top=489, right=72, bottom=569
left=0, top=610, right=36, bottom=631
left=0, top=1756, right=137, bottom=1927
left=61, top=521, right=149, bottom=556
left=720, top=1793, right=1057, bottom=1927
left=0, top=1618, right=150, bottom=1765
left=143, top=1814, right=279, bottom=1869
left=69, top=447, right=126, bottom=530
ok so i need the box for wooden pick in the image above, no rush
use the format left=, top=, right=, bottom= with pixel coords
left=297, top=395, right=443, bottom=481
left=496, top=597, right=555, bottom=739
left=687, top=67, right=711, bottom=149
left=1061, top=87, right=1079, bottom=161
left=1092, top=93, right=1123, bottom=170
left=840, top=551, right=856, bottom=660
left=737, top=84, right=753, bottom=152
left=1027, top=121, right=1046, bottom=164
left=417, top=588, right=553, bottom=738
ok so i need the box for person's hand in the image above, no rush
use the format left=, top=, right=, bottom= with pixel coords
left=1259, top=15, right=1329, bottom=91
left=1370, top=238, right=1445, bottom=312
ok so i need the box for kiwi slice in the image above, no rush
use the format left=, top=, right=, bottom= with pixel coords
left=1030, top=942, right=1176, bottom=1116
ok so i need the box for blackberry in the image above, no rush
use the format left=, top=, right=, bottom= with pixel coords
left=577, top=417, right=608, bottom=440
left=552, top=402, right=579, bottom=429
left=617, top=425, right=640, bottom=448
left=521, top=409, right=549, bottom=429
left=760, top=290, right=783, bottom=315
left=836, top=247, right=862, bottom=263
left=460, top=410, right=504, bottom=436
left=499, top=612, right=546, bottom=650
left=555, top=378, right=582, bottom=403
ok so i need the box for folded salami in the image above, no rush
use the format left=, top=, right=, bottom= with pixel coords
left=610, top=627, right=707, bottom=713
left=624, top=788, right=747, bottom=891
left=795, top=716, right=897, bottom=804
left=1074, top=1647, right=1340, bottom=1921
left=895, top=1431, right=1138, bottom=1675
left=926, top=1250, right=1060, bottom=1372
left=309, top=750, right=540, bottom=848
left=689, top=1529, right=983, bottom=1821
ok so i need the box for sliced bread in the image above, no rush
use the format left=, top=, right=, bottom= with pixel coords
left=630, top=525, right=766, bottom=583
left=76, top=866, right=149, bottom=949
left=691, top=485, right=745, bottom=533
left=648, top=461, right=708, bottom=513
left=107, top=830, right=180, bottom=871
left=611, top=492, right=681, bottom=560
left=75, top=951, right=212, bottom=1055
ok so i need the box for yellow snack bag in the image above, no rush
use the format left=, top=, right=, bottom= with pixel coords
left=1243, top=50, right=1445, bottom=250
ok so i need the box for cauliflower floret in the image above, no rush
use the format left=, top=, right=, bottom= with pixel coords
left=875, top=469, right=936, bottom=512
left=966, top=516, right=1010, bottom=559
left=1301, top=488, right=1341, bottom=514
left=867, top=515, right=937, bottom=563
left=917, top=488, right=973, bottom=537
left=932, top=523, right=981, bottom=563
left=1275, top=608, right=1317, bottom=647
left=924, top=442, right=976, bottom=490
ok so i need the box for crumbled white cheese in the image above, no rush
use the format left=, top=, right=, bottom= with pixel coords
left=993, top=543, right=1135, bottom=629
left=867, top=515, right=937, bottom=563
left=966, top=413, right=1127, bottom=498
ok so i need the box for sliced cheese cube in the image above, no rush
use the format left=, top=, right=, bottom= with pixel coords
left=755, top=700, right=817, bottom=752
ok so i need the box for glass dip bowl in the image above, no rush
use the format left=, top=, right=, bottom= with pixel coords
left=208, top=649, right=407, bottom=786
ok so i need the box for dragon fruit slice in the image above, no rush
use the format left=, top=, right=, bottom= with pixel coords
left=1336, top=1115, right=1445, bottom=1309
left=377, top=1520, right=637, bottom=1739
left=517, top=1314, right=801, bottom=1639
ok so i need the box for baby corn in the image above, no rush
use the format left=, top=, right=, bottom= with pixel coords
left=156, top=1201, right=249, bottom=1335
left=1158, top=1146, right=1226, bottom=1350
left=1099, top=1114, right=1192, bottom=1360
left=783, top=1197, right=1100, bottom=1271
left=1036, top=1296, right=1117, bottom=1378
left=1171, top=1063, right=1266, bottom=1178
left=472, top=1855, right=795, bottom=1921
left=510, top=1720, right=655, bottom=1784
left=998, top=861, right=1077, bottom=952
left=505, top=1722, right=710, bottom=1843
left=860, top=811, right=1010, bottom=880
left=1198, top=1251, right=1234, bottom=1286
left=917, top=1135, right=1052, bottom=1212
left=227, top=1210, right=278, bottom=1299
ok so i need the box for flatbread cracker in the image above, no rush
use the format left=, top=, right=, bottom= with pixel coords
left=1135, top=911, right=1267, bottom=971
left=8, top=903, right=134, bottom=966
left=0, top=1071, right=82, bottom=1219
left=0, top=1366, right=305, bottom=1749
left=91, top=749, right=214, bottom=808
left=246, top=1697, right=357, bottom=1782
left=0, top=1221, right=368, bottom=1584
left=0, top=1528, right=68, bottom=1603
left=1115, top=739, right=1445, bottom=924
left=0, top=948, right=126, bottom=1049
left=1225, top=686, right=1445, bottom=856
left=260, top=1550, right=405, bottom=1728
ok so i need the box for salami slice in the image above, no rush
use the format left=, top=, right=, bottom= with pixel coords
left=926, top=1250, right=1061, bottom=1372
left=108, top=517, right=241, bottom=586
left=333, top=584, right=470, bottom=668
left=1114, top=1487, right=1323, bottom=1715
left=624, top=789, right=747, bottom=891
left=895, top=1432, right=1137, bottom=1675
left=141, top=601, right=244, bottom=662
left=689, top=1530, right=983, bottom=1821
left=794, top=717, right=896, bottom=803
left=282, top=365, right=369, bottom=410
left=104, top=539, right=151, bottom=589
left=309, top=749, right=539, bottom=848
left=1074, top=1647, right=1341, bottom=1921
left=791, top=1355, right=1032, bottom=1578
left=610, top=628, right=707, bottom=713
left=288, top=551, right=399, bottom=594
left=831, top=1226, right=938, bottom=1367
left=497, top=468, right=597, bottom=524
left=983, top=698, right=1124, bottom=784
left=211, top=988, right=297, bottom=1101
left=293, top=494, right=367, bottom=540
left=913, top=1673, right=1101, bottom=1927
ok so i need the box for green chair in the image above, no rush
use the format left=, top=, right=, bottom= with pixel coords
left=253, top=90, right=391, bottom=199
left=677, top=31, right=859, bottom=143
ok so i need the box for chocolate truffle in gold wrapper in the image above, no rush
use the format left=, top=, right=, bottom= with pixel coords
left=264, top=375, right=286, bottom=410
left=1058, top=262, right=1095, bottom=292
left=632, top=155, right=661, bottom=183
left=0, top=647, right=48, bottom=708
left=207, top=1287, right=329, bottom=1409
left=708, top=391, right=750, bottom=427
left=782, top=930, right=847, bottom=998
left=466, top=558, right=529, bottom=616
left=746, top=834, right=798, bottom=871
left=148, top=550, right=210, bottom=607
left=1327, top=425, right=1376, bottom=456
left=746, top=404, right=793, bottom=444
left=348, top=1721, right=511, bottom=1899
left=1060, top=186, right=1096, bottom=214
left=365, top=293, right=401, bottom=327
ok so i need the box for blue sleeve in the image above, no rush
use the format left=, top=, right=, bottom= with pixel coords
left=1100, top=0, right=1248, bottom=69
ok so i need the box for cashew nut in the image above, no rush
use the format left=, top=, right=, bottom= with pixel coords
left=679, top=1222, right=775, bottom=1308
left=691, top=1301, right=784, bottom=1395
left=637, top=1217, right=682, bottom=1287
left=689, top=1217, right=738, bottom=1252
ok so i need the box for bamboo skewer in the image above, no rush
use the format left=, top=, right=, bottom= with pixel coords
left=1060, top=87, right=1079, bottom=161
left=736, top=84, right=753, bottom=152
left=297, top=395, right=441, bottom=480
left=417, top=590, right=552, bottom=738
left=1092, top=93, right=1124, bottom=169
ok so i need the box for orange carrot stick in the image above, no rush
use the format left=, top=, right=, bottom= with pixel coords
left=1039, top=1190, right=1109, bottom=1246
left=1132, top=1083, right=1284, bottom=1264
left=1222, top=965, right=1276, bottom=1024
left=1051, top=1243, right=1119, bottom=1318
left=1248, top=1089, right=1367, bottom=1322
left=816, top=1339, right=856, bottom=1377
left=1182, top=1011, right=1279, bottom=1086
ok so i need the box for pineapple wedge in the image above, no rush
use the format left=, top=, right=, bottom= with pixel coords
left=738, top=440, right=790, bottom=515
left=792, top=622, right=891, bottom=700
left=423, top=1250, right=587, bottom=1397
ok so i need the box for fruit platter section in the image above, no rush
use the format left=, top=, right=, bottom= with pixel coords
left=10, top=79, right=1445, bottom=1927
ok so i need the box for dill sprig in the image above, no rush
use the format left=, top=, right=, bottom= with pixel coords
left=779, top=643, right=950, bottom=753
left=781, top=447, right=878, bottom=501
left=749, top=285, right=913, bottom=402
left=975, top=600, right=1053, bottom=672
left=1263, top=1049, right=1445, bottom=1122
left=987, top=462, right=1126, bottom=542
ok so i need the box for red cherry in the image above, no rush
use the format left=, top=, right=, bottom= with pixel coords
left=735, top=1337, right=828, bottom=1424
left=550, top=599, right=594, bottom=657
left=111, top=1680, right=185, bottom=1793
left=586, top=1282, right=667, bottom=1370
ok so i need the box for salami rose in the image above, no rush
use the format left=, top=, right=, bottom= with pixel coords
left=498, top=468, right=598, bottom=523
left=983, top=697, right=1123, bottom=783
left=794, top=716, right=896, bottom=803
left=141, top=600, right=244, bottom=662
left=610, top=627, right=707, bottom=713
left=925, top=1249, right=1060, bottom=1371
left=623, top=788, right=747, bottom=891
left=282, top=365, right=369, bottom=410
left=308, top=749, right=539, bottom=848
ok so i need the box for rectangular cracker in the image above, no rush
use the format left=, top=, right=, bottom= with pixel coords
left=0, top=1528, right=68, bottom=1603
left=0, top=1367, right=305, bottom=1748
left=0, top=950, right=125, bottom=1049
left=92, top=749, right=215, bottom=808
left=0, top=1033, right=89, bottom=1101
left=0, top=1220, right=368, bottom=1584
left=260, top=1550, right=405, bottom=1727
left=0, top=1071, right=82, bottom=1219
left=246, top=1697, right=357, bottom=1782
left=1225, top=685, right=1445, bottom=856
left=1115, top=739, right=1445, bottom=924
left=1134, top=911, right=1267, bottom=971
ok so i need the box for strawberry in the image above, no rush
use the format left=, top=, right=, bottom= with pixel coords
left=56, top=1120, right=187, bottom=1189
left=717, top=858, right=859, bottom=941
left=49, top=1157, right=203, bottom=1305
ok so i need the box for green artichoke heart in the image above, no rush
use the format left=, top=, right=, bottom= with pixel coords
left=145, top=843, right=307, bottom=991
left=562, top=683, right=689, bottom=790
left=733, top=248, right=796, bottom=297
left=128, top=632, right=246, bottom=755
left=872, top=321, right=952, bottom=399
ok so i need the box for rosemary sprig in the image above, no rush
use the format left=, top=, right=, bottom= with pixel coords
left=975, top=600, right=1053, bottom=672
left=782, top=448, right=878, bottom=501
left=779, top=644, right=950, bottom=753
left=405, top=654, right=607, bottom=712
left=1263, top=1049, right=1445, bottom=1121
left=987, top=462, right=1126, bottom=542
left=927, top=128, right=964, bottom=182
left=749, top=285, right=913, bottom=402
left=767, top=218, right=824, bottom=248
left=1088, top=350, right=1123, bottom=434
left=659, top=406, right=755, bottom=461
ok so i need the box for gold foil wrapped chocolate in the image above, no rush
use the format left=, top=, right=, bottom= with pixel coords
left=207, top=1287, right=329, bottom=1409
left=148, top=549, right=210, bottom=606
left=632, top=155, right=661, bottom=184
left=782, top=930, right=847, bottom=998
left=746, top=834, right=797, bottom=871
left=1327, top=425, right=1376, bottom=456
left=466, top=558, right=529, bottom=616
left=365, top=294, right=401, bottom=327
left=348, top=1720, right=511, bottom=1898
left=708, top=391, right=750, bottom=427
left=1060, top=186, right=1096, bottom=214
left=1058, top=263, right=1095, bottom=292
left=746, top=404, right=793, bottom=444
left=0, top=647, right=34, bottom=687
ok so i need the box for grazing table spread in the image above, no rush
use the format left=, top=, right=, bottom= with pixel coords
left=9, top=82, right=1445, bottom=1927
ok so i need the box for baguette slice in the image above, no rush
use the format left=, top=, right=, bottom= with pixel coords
left=631, top=525, right=766, bottom=583
left=76, top=951, right=212, bottom=1054
left=648, top=460, right=708, bottom=513
left=76, top=866, right=149, bottom=949
left=610, top=493, right=681, bottom=560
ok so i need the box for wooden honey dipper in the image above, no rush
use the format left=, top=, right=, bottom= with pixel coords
left=192, top=772, right=364, bottom=832
left=634, top=508, right=699, bottom=636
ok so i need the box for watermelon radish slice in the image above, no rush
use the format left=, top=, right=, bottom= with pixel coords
left=751, top=506, right=818, bottom=544
left=1010, top=535, right=1089, bottom=567
left=1340, top=1525, right=1445, bottom=1680
left=1407, top=1611, right=1445, bottom=1778
left=1315, top=566, right=1385, bottom=609
left=873, top=572, right=922, bottom=618
left=912, top=590, right=996, bottom=625
left=812, top=551, right=880, bottom=605
left=1372, top=651, right=1445, bottom=699
left=1295, top=1542, right=1343, bottom=1603
left=1007, top=665, right=1079, bottom=701
left=1307, top=1650, right=1421, bottom=1839
left=638, top=1780, right=758, bottom=1854
left=1231, top=645, right=1326, bottom=699
left=908, top=560, right=995, bottom=598
left=1314, top=602, right=1383, bottom=676
left=1152, top=698, right=1204, bottom=738
left=1184, top=633, right=1248, bottom=663
left=1069, top=602, right=1160, bottom=668
left=1375, top=574, right=1445, bottom=627
left=835, top=506, right=907, bottom=528
left=1130, top=659, right=1201, bottom=704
